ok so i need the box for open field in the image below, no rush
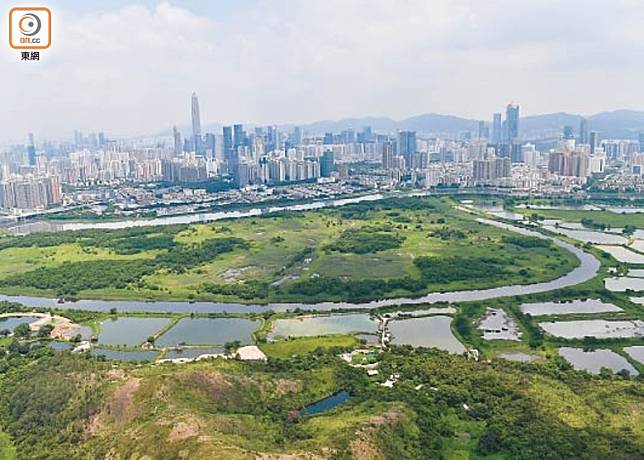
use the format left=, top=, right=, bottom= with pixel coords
left=0, top=197, right=579, bottom=303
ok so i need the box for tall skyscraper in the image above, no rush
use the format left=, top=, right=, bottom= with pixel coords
left=291, top=126, right=303, bottom=146
left=223, top=126, right=234, bottom=163
left=639, top=133, right=644, bottom=153
left=492, top=113, right=502, bottom=144
left=589, top=131, right=600, bottom=155
left=397, top=131, right=416, bottom=170
left=382, top=141, right=394, bottom=169
left=191, top=92, right=202, bottom=154
left=233, top=124, right=244, bottom=148
left=579, top=118, right=588, bottom=144
left=505, top=104, right=520, bottom=142
left=27, top=133, right=36, bottom=166
left=172, top=126, right=182, bottom=156
left=320, top=150, right=335, bottom=177
left=563, top=125, right=575, bottom=140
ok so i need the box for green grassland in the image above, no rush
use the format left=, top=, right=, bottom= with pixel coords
left=0, top=197, right=579, bottom=303
left=259, top=335, right=359, bottom=359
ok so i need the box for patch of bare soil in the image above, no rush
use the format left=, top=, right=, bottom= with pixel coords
left=348, top=408, right=404, bottom=460
left=88, top=377, right=141, bottom=433
left=168, top=419, right=200, bottom=442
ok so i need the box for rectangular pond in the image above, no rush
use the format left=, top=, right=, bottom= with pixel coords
left=497, top=352, right=541, bottom=363
left=156, top=317, right=260, bottom=347
left=539, top=319, right=644, bottom=339
left=91, top=347, right=159, bottom=362
left=558, top=347, right=639, bottom=376
left=627, top=269, right=644, bottom=278
left=388, top=316, right=465, bottom=353
left=162, top=346, right=225, bottom=360
left=478, top=308, right=521, bottom=340
left=624, top=346, right=644, bottom=365
left=520, top=299, right=622, bottom=316
left=605, top=277, right=644, bottom=292
left=98, top=317, right=171, bottom=346
left=595, top=246, right=644, bottom=264
left=268, top=314, right=376, bottom=340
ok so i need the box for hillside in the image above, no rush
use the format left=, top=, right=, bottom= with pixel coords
left=0, top=345, right=641, bottom=459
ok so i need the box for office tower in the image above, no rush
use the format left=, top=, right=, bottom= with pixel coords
left=579, top=118, right=588, bottom=144
left=361, top=126, right=373, bottom=142
left=98, top=132, right=106, bottom=147
left=382, top=141, right=394, bottom=169
left=510, top=141, right=523, bottom=163
left=492, top=113, right=502, bottom=143
left=172, top=126, right=182, bottom=156
left=323, top=132, right=333, bottom=145
left=266, top=126, right=277, bottom=151
left=397, top=131, right=416, bottom=170
left=589, top=131, right=600, bottom=155
left=563, top=125, right=575, bottom=140
left=223, top=126, right=234, bottom=169
left=639, top=133, right=644, bottom=153
left=27, top=133, right=36, bottom=166
left=291, top=126, right=303, bottom=146
left=320, top=150, right=335, bottom=177
left=478, top=121, right=488, bottom=139
left=233, top=124, right=244, bottom=148
left=205, top=133, right=216, bottom=159
left=191, top=92, right=202, bottom=154
left=505, top=104, right=519, bottom=142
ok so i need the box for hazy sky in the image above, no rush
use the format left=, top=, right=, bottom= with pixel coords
left=2, top=0, right=644, bottom=143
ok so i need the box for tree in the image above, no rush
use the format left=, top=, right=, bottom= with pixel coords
left=13, top=323, right=31, bottom=338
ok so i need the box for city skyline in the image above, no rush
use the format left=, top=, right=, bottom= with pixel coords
left=3, top=1, right=644, bottom=143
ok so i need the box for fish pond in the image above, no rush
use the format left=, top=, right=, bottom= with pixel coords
left=624, top=346, right=644, bottom=365
left=478, top=308, right=521, bottom=341
left=0, top=315, right=39, bottom=332
left=388, top=316, right=465, bottom=353
left=540, top=320, right=644, bottom=339
left=268, top=314, right=376, bottom=340
left=162, top=347, right=225, bottom=360
left=497, top=352, right=541, bottom=363
left=605, top=277, right=644, bottom=292
left=97, top=317, right=171, bottom=346
left=91, top=347, right=159, bottom=362
left=558, top=347, right=639, bottom=376
left=156, top=317, right=259, bottom=347
left=520, top=299, right=622, bottom=316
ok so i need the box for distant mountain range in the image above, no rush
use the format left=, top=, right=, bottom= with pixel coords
left=292, top=110, right=644, bottom=140
left=171, top=109, right=644, bottom=140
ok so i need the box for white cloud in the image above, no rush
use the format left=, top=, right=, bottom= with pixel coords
left=1, top=0, right=644, bottom=143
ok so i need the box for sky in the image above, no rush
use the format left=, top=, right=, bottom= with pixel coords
left=1, top=0, right=644, bottom=143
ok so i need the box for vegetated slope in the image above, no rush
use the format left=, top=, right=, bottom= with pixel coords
left=0, top=346, right=641, bottom=459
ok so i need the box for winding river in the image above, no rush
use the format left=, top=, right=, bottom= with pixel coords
left=0, top=197, right=601, bottom=314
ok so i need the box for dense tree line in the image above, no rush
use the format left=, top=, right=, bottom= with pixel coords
left=1, top=237, right=248, bottom=296
left=324, top=225, right=405, bottom=254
